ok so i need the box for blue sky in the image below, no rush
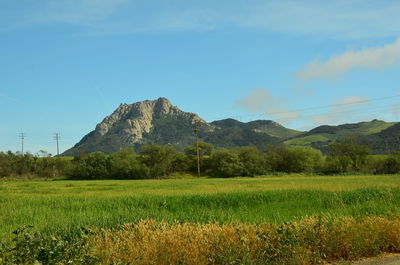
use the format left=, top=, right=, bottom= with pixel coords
left=1, top=0, right=400, bottom=154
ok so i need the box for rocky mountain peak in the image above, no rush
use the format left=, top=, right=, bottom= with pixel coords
left=95, top=97, right=186, bottom=142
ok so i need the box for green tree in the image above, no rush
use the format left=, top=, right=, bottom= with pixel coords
left=70, top=152, right=111, bottom=179
left=184, top=142, right=214, bottom=175
left=328, top=137, right=370, bottom=172
left=109, top=149, right=150, bottom=179
left=266, top=145, right=324, bottom=173
left=233, top=146, right=266, bottom=176
left=209, top=149, right=244, bottom=177
left=140, top=145, right=177, bottom=178
left=184, top=142, right=213, bottom=156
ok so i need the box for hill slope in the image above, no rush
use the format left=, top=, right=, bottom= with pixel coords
left=284, top=120, right=398, bottom=154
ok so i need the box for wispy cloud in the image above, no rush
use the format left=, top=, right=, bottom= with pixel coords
left=0, top=92, right=22, bottom=104
left=297, top=38, right=400, bottom=82
left=312, top=96, right=371, bottom=125
left=0, top=0, right=129, bottom=31
left=237, top=0, right=400, bottom=40
left=236, top=89, right=299, bottom=123
left=2, top=0, right=400, bottom=38
left=31, top=0, right=129, bottom=25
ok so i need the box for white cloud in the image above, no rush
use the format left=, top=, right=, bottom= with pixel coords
left=297, top=38, right=400, bottom=81
left=236, top=89, right=299, bottom=123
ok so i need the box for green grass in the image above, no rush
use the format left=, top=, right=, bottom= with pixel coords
left=284, top=120, right=398, bottom=147
left=1, top=175, right=400, bottom=241
left=284, top=135, right=330, bottom=145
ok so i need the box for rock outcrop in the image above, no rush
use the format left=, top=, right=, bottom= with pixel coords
left=62, top=98, right=212, bottom=155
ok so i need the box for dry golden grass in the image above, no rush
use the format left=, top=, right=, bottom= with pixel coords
left=90, top=217, right=400, bottom=265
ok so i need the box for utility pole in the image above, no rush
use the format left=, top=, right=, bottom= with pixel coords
left=194, top=120, right=201, bottom=177
left=53, top=133, right=61, bottom=156
left=19, top=133, right=25, bottom=155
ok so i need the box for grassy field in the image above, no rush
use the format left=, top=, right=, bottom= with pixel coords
left=1, top=175, right=400, bottom=241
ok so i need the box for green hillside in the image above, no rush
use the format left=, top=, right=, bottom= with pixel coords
left=284, top=120, right=398, bottom=153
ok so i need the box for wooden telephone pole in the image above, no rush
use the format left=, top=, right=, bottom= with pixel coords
left=53, top=133, right=61, bottom=156
left=194, top=120, right=201, bottom=177
left=19, top=133, right=25, bottom=155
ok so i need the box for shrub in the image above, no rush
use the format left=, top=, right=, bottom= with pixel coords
left=140, top=145, right=178, bottom=178
left=208, top=149, right=244, bottom=177
left=233, top=146, right=266, bottom=176
left=266, top=146, right=324, bottom=173
left=0, top=226, right=97, bottom=265
left=328, top=137, right=371, bottom=172
left=69, top=152, right=111, bottom=180
left=109, top=149, right=150, bottom=179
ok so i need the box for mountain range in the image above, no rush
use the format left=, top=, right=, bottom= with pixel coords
left=62, top=98, right=400, bottom=155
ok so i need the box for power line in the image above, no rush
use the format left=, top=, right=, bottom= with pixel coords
left=205, top=94, right=400, bottom=122
left=265, top=94, right=400, bottom=116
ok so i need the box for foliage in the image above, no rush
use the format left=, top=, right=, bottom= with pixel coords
left=184, top=142, right=213, bottom=156
left=208, top=149, right=244, bottom=177
left=266, top=145, right=324, bottom=173
left=0, top=226, right=97, bottom=265
left=108, top=149, right=150, bottom=179
left=233, top=146, right=266, bottom=176
left=328, top=137, right=371, bottom=172
left=2, top=216, right=400, bottom=264
left=139, top=145, right=178, bottom=178
left=1, top=141, right=399, bottom=180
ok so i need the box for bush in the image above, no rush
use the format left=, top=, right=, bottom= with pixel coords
left=208, top=149, right=244, bottom=177
left=0, top=226, right=97, bottom=265
left=266, top=146, right=324, bottom=173
left=328, top=137, right=370, bottom=172
left=69, top=152, right=111, bottom=180
left=382, top=154, right=400, bottom=174
left=140, top=145, right=178, bottom=178
left=233, top=146, right=266, bottom=176
left=109, top=149, right=150, bottom=179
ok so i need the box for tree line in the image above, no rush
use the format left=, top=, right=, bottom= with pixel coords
left=1, top=137, right=400, bottom=179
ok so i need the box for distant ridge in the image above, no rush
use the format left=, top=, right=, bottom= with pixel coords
left=62, top=98, right=399, bottom=155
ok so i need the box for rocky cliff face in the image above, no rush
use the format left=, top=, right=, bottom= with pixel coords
left=95, top=97, right=205, bottom=143
left=62, top=98, right=211, bottom=155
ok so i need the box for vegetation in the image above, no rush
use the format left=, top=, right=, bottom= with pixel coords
left=2, top=137, right=400, bottom=180
left=1, top=138, right=400, bottom=263
left=90, top=216, right=400, bottom=265
left=1, top=176, right=400, bottom=239
left=1, top=177, right=400, bottom=264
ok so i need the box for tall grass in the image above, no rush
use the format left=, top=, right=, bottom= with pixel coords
left=1, top=187, right=400, bottom=241
left=91, top=216, right=400, bottom=265
left=1, top=175, right=400, bottom=264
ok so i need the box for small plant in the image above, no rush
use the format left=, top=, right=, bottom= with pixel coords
left=1, top=226, right=98, bottom=265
